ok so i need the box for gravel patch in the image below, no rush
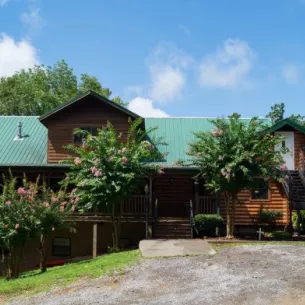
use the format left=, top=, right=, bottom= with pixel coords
left=9, top=245, right=305, bottom=305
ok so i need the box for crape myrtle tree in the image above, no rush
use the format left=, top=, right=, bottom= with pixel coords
left=186, top=114, right=287, bottom=238
left=0, top=173, right=75, bottom=278
left=64, top=118, right=165, bottom=251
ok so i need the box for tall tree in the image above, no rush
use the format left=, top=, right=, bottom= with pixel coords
left=0, top=60, right=126, bottom=116
left=266, top=103, right=285, bottom=124
left=266, top=103, right=305, bottom=125
left=186, top=114, right=286, bottom=238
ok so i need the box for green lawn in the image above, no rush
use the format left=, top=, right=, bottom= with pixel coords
left=0, top=250, right=140, bottom=301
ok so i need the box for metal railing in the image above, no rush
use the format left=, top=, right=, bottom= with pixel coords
left=198, top=196, right=217, bottom=214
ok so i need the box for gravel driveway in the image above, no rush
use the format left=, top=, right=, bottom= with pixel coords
left=9, top=245, right=305, bottom=305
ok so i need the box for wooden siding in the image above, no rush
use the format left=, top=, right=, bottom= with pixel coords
left=220, top=183, right=289, bottom=225
left=43, top=96, right=133, bottom=163
left=294, top=130, right=305, bottom=169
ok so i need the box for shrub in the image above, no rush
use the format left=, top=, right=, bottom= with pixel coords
left=193, top=214, right=223, bottom=237
left=257, top=209, right=283, bottom=229
left=265, top=231, right=291, bottom=240
left=292, top=211, right=305, bottom=233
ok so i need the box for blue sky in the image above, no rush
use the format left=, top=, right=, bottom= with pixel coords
left=1, top=0, right=305, bottom=118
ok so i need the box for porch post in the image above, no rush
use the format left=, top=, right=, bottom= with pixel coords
left=194, top=179, right=200, bottom=214
left=147, top=176, right=153, bottom=239
left=92, top=223, right=97, bottom=259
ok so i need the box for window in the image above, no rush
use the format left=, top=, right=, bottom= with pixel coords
left=52, top=238, right=71, bottom=256
left=251, top=181, right=269, bottom=200
left=74, top=127, right=99, bottom=144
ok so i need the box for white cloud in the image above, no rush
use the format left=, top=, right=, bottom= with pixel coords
left=0, top=0, right=9, bottom=6
left=199, top=39, right=255, bottom=89
left=128, top=97, right=170, bottom=117
left=282, top=63, right=299, bottom=84
left=21, top=7, right=44, bottom=30
left=147, top=42, right=193, bottom=103
left=149, top=66, right=185, bottom=102
left=0, top=34, right=39, bottom=77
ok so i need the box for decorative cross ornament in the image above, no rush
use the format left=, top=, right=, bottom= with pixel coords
left=256, top=227, right=264, bottom=241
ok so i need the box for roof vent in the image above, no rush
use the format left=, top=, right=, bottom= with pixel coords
left=14, top=121, right=23, bottom=141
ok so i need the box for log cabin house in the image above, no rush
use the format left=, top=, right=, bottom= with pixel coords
left=1, top=90, right=305, bottom=270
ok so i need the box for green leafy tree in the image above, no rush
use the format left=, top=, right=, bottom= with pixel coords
left=186, top=114, right=286, bottom=238
left=266, top=103, right=285, bottom=124
left=64, top=119, right=164, bottom=250
left=266, top=103, right=305, bottom=125
left=0, top=60, right=126, bottom=116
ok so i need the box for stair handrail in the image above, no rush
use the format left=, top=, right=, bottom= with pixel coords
left=281, top=170, right=293, bottom=199
left=189, top=199, right=195, bottom=238
left=154, top=199, right=158, bottom=221
left=298, top=169, right=305, bottom=188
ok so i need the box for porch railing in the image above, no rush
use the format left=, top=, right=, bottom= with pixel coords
left=198, top=196, right=217, bottom=214
left=80, top=195, right=150, bottom=216
left=121, top=195, right=149, bottom=215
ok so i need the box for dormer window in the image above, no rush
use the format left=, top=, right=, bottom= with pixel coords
left=74, top=127, right=99, bottom=144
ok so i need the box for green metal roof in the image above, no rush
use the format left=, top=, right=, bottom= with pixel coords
left=0, top=116, right=47, bottom=164
left=264, top=118, right=305, bottom=134
left=145, top=117, right=271, bottom=166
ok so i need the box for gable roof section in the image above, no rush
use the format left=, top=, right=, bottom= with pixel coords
left=39, top=90, right=140, bottom=122
left=145, top=117, right=271, bottom=167
left=0, top=116, right=47, bottom=164
left=264, top=118, right=305, bottom=134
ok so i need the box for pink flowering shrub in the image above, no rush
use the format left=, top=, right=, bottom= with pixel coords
left=65, top=119, right=165, bottom=250
left=0, top=172, right=76, bottom=278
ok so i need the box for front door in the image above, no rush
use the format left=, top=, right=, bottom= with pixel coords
left=275, top=131, right=294, bottom=170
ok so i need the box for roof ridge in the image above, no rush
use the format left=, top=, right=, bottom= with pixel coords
left=0, top=116, right=40, bottom=118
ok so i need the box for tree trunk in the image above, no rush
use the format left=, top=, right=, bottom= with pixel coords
left=38, top=234, right=48, bottom=273
left=5, top=244, right=24, bottom=279
left=224, top=192, right=236, bottom=239
left=230, top=194, right=237, bottom=238
left=111, top=203, right=121, bottom=251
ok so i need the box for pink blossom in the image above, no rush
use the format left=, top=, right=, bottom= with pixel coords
left=74, top=196, right=80, bottom=203
left=5, top=201, right=11, bottom=206
left=81, top=141, right=86, bottom=148
left=196, top=153, right=201, bottom=158
left=122, top=156, right=128, bottom=165
left=93, top=158, right=99, bottom=166
left=94, top=170, right=102, bottom=177
left=280, top=165, right=288, bottom=171
left=91, top=166, right=98, bottom=174
left=226, top=168, right=232, bottom=173
left=212, top=128, right=223, bottom=137
left=218, top=156, right=223, bottom=161
left=71, top=188, right=77, bottom=194
left=74, top=157, right=82, bottom=165
left=15, top=224, right=19, bottom=230
left=158, top=168, right=165, bottom=175
left=17, top=187, right=27, bottom=196
left=44, top=202, right=50, bottom=208
left=51, top=196, right=57, bottom=203
left=221, top=172, right=226, bottom=177
left=5, top=224, right=8, bottom=228
left=71, top=205, right=76, bottom=212
left=60, top=206, right=64, bottom=212
left=61, top=201, right=67, bottom=207
left=52, top=227, right=55, bottom=231
left=122, top=147, right=127, bottom=153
